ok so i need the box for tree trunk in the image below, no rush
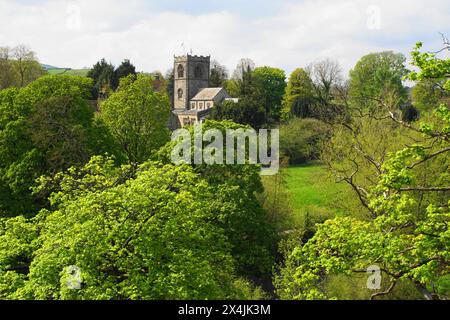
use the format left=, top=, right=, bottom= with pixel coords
left=415, top=282, right=437, bottom=300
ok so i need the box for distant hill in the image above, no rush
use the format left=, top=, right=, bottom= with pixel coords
left=47, top=68, right=89, bottom=76
left=41, top=64, right=89, bottom=77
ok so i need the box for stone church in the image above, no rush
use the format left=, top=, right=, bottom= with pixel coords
left=170, top=54, right=231, bottom=129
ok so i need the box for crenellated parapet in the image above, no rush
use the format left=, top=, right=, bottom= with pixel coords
left=174, top=54, right=210, bottom=63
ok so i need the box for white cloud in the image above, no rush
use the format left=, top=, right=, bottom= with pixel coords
left=0, top=0, right=449, bottom=77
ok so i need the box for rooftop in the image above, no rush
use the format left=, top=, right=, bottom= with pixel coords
left=191, top=87, right=224, bottom=101
left=172, top=108, right=211, bottom=116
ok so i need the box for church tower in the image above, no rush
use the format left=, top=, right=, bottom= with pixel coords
left=173, top=54, right=210, bottom=110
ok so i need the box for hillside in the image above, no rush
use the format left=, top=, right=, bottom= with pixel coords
left=41, top=64, right=89, bottom=77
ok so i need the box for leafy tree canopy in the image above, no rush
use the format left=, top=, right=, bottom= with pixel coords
left=216, top=66, right=286, bottom=127
left=0, top=75, right=115, bottom=215
left=252, top=66, right=287, bottom=123
left=111, top=59, right=137, bottom=90
left=349, top=51, right=408, bottom=113
left=100, top=74, right=171, bottom=165
left=275, top=42, right=450, bottom=300
left=281, top=68, right=315, bottom=120
left=156, top=120, right=276, bottom=277
left=0, top=157, right=265, bottom=299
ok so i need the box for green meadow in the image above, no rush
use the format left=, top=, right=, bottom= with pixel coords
left=47, top=68, right=89, bottom=76
left=276, top=163, right=365, bottom=231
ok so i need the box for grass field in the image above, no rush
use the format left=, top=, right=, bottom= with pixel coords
left=47, top=68, right=89, bottom=76
left=279, top=163, right=364, bottom=230
left=284, top=164, right=344, bottom=214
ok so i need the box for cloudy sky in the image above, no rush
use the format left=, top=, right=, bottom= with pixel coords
left=0, top=0, right=449, bottom=77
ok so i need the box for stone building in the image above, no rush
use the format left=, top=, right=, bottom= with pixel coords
left=170, top=54, right=231, bottom=129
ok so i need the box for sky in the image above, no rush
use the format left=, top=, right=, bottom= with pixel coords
left=0, top=0, right=449, bottom=77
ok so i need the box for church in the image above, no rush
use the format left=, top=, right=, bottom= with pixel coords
left=170, top=54, right=231, bottom=129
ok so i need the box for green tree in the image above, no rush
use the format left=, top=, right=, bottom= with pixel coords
left=275, top=42, right=450, bottom=300
left=210, top=97, right=267, bottom=129
left=210, top=60, right=228, bottom=87
left=100, top=74, right=170, bottom=165
left=412, top=79, right=447, bottom=114
left=349, top=51, right=408, bottom=113
left=157, top=120, right=276, bottom=278
left=0, top=45, right=44, bottom=89
left=213, top=66, right=267, bottom=128
left=253, top=66, right=286, bottom=123
left=87, top=58, right=115, bottom=99
left=28, top=95, right=93, bottom=172
left=165, top=68, right=174, bottom=107
left=111, top=59, right=137, bottom=90
left=279, top=118, right=330, bottom=165
left=217, top=66, right=286, bottom=127
left=0, top=47, right=17, bottom=89
left=0, top=157, right=265, bottom=299
left=0, top=75, right=113, bottom=215
left=281, top=68, right=315, bottom=119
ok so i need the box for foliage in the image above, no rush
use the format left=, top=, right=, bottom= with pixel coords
left=100, top=74, right=170, bottom=165
left=214, top=66, right=286, bottom=127
left=349, top=51, right=408, bottom=113
left=0, top=47, right=16, bottom=89
left=210, top=60, right=228, bottom=87
left=252, top=66, right=287, bottom=123
left=0, top=75, right=115, bottom=215
left=322, top=115, right=413, bottom=211
left=279, top=118, right=330, bottom=165
left=281, top=68, right=315, bottom=120
left=258, top=171, right=293, bottom=233
left=156, top=120, right=276, bottom=277
left=87, top=58, right=115, bottom=99
left=412, top=79, right=444, bottom=113
left=275, top=42, right=450, bottom=300
left=111, top=59, right=137, bottom=90
left=282, top=61, right=346, bottom=122
left=0, top=157, right=264, bottom=299
left=210, top=97, right=267, bottom=129
left=0, top=45, right=45, bottom=89
left=165, top=68, right=174, bottom=106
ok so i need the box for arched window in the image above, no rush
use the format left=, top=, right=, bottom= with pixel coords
left=177, top=64, right=184, bottom=78
left=194, top=65, right=202, bottom=78
left=177, top=88, right=183, bottom=99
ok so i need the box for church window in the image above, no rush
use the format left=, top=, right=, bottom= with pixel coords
left=177, top=88, right=183, bottom=99
left=191, top=102, right=196, bottom=109
left=177, top=64, right=184, bottom=78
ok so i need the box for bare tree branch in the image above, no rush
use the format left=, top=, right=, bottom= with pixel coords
left=370, top=281, right=397, bottom=300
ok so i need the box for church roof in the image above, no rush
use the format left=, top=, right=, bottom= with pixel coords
left=191, top=87, right=224, bottom=101
left=172, top=108, right=211, bottom=116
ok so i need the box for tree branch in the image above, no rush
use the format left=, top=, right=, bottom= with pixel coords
left=407, top=146, right=450, bottom=169
left=370, top=281, right=397, bottom=300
